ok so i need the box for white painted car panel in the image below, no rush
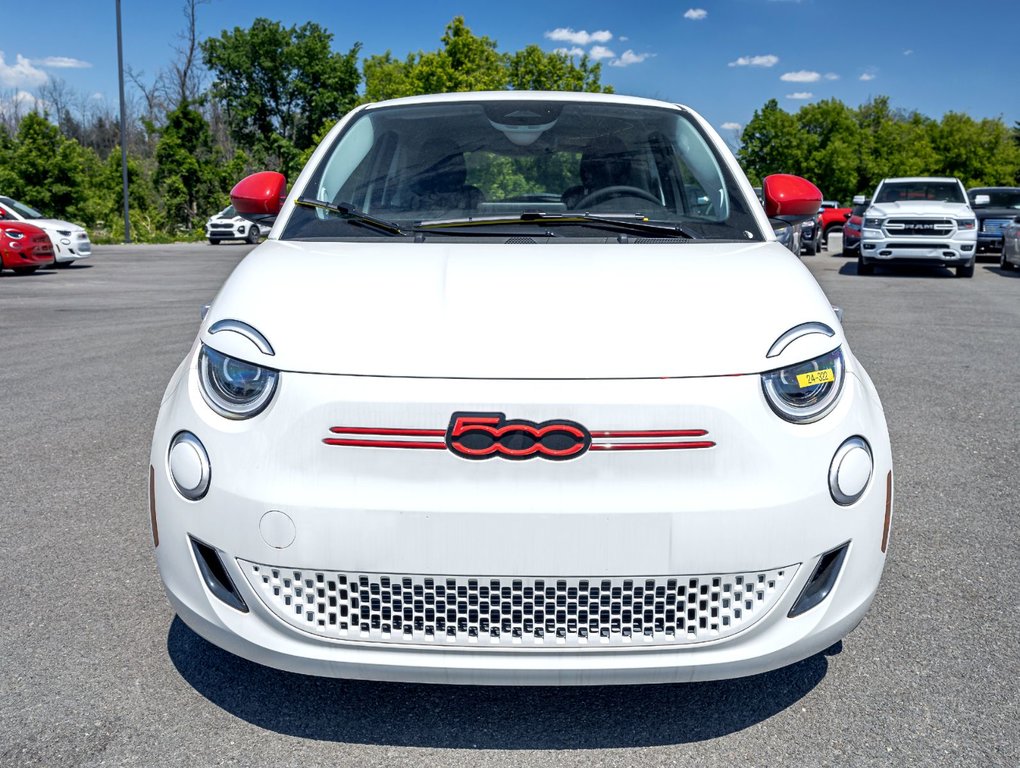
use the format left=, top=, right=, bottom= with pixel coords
left=151, top=92, right=892, bottom=685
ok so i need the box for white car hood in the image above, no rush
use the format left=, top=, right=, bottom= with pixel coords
left=26, top=218, right=87, bottom=234
left=202, top=240, right=843, bottom=379
left=867, top=201, right=972, bottom=218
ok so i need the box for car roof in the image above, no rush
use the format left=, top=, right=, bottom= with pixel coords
left=879, top=177, right=961, bottom=183
left=362, top=90, right=689, bottom=112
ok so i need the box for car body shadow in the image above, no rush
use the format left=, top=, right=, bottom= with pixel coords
left=986, top=265, right=1020, bottom=277
left=838, top=263, right=958, bottom=278
left=167, top=617, right=832, bottom=748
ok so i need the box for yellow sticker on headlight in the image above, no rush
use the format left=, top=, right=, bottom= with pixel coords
left=797, top=369, right=834, bottom=388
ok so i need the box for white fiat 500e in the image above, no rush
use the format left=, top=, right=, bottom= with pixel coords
left=150, top=91, right=892, bottom=685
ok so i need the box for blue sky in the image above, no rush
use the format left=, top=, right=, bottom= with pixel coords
left=3, top=0, right=1018, bottom=143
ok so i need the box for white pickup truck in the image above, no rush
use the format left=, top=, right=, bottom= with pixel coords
left=858, top=177, right=977, bottom=277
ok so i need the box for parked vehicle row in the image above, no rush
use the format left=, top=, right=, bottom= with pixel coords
left=823, top=179, right=1020, bottom=278
left=0, top=196, right=91, bottom=267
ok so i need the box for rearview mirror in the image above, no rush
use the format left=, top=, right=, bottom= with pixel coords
left=852, top=195, right=866, bottom=205
left=762, top=174, right=822, bottom=222
left=231, top=172, right=287, bottom=217
left=972, top=194, right=990, bottom=206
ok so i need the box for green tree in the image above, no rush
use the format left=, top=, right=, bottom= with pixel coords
left=737, top=99, right=808, bottom=186
left=154, top=105, right=223, bottom=231
left=361, top=17, right=611, bottom=102
left=930, top=112, right=1020, bottom=186
left=201, top=18, right=361, bottom=174
left=795, top=98, right=863, bottom=203
left=506, top=45, right=610, bottom=92
left=5, top=113, right=89, bottom=223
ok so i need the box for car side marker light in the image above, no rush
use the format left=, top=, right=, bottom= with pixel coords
left=882, top=471, right=893, bottom=553
left=149, top=465, right=159, bottom=548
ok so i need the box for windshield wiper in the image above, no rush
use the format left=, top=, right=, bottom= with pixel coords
left=416, top=212, right=696, bottom=239
left=294, top=197, right=407, bottom=236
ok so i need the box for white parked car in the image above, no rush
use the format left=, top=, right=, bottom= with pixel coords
left=0, top=196, right=92, bottom=265
left=150, top=91, right=893, bottom=685
left=204, top=205, right=271, bottom=244
left=858, top=177, right=977, bottom=277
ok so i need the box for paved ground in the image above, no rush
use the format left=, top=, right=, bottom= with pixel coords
left=1, top=240, right=1017, bottom=767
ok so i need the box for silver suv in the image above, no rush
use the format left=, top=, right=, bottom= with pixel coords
left=859, top=177, right=977, bottom=277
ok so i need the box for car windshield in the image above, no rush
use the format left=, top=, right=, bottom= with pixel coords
left=874, top=181, right=965, bottom=204
left=219, top=206, right=236, bottom=217
left=968, top=188, right=1020, bottom=209
left=0, top=196, right=44, bottom=219
left=283, top=98, right=763, bottom=242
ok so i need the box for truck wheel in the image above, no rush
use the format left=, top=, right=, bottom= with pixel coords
left=956, top=262, right=974, bottom=278
left=857, top=254, right=874, bottom=275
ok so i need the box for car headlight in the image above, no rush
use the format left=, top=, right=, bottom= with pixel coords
left=863, top=217, right=883, bottom=228
left=956, top=218, right=975, bottom=230
left=761, top=347, right=845, bottom=423
left=4, top=229, right=24, bottom=239
left=198, top=345, right=279, bottom=419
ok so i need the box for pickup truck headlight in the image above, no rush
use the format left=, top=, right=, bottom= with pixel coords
left=762, top=348, right=845, bottom=423
left=956, top=218, right=975, bottom=230
left=198, top=345, right=279, bottom=419
left=863, top=217, right=883, bottom=228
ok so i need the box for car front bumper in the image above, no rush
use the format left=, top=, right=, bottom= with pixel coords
left=150, top=349, right=893, bottom=685
left=860, top=235, right=975, bottom=266
left=52, top=232, right=92, bottom=263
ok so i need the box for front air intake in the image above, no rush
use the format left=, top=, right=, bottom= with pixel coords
left=788, top=542, right=849, bottom=618
left=191, top=537, right=248, bottom=612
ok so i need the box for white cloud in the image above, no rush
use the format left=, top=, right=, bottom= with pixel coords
left=721, top=122, right=742, bottom=131
left=859, top=72, right=876, bottom=81
left=554, top=47, right=586, bottom=57
left=610, top=50, right=654, bottom=67
left=824, top=72, right=839, bottom=81
left=0, top=89, right=43, bottom=118
left=903, top=49, right=913, bottom=56
left=684, top=8, right=708, bottom=20
left=589, top=45, right=616, bottom=61
left=545, top=28, right=613, bottom=46
left=31, top=56, right=92, bottom=69
left=729, top=54, right=779, bottom=68
left=780, top=70, right=821, bottom=83
left=0, top=51, right=48, bottom=88
left=786, top=92, right=813, bottom=100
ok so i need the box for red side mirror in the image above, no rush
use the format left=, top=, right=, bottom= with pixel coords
left=762, top=174, right=822, bottom=221
left=230, top=172, right=287, bottom=216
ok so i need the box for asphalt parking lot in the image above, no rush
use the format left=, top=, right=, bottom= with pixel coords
left=1, top=240, right=1017, bottom=767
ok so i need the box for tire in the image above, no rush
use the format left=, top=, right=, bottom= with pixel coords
left=12, top=267, right=38, bottom=275
left=208, top=238, right=220, bottom=245
left=246, top=226, right=260, bottom=244
left=803, top=238, right=817, bottom=256
left=1001, top=248, right=1015, bottom=271
left=857, top=253, right=874, bottom=275
left=956, top=261, right=974, bottom=278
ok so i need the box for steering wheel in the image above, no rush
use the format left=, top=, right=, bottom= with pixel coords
left=574, top=185, right=662, bottom=209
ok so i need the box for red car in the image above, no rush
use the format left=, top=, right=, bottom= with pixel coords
left=819, top=200, right=853, bottom=249
left=1, top=221, right=55, bottom=274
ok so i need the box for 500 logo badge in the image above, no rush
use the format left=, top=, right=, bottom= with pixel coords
left=446, top=412, right=591, bottom=461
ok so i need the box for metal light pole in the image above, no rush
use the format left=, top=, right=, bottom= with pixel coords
left=116, top=0, right=131, bottom=242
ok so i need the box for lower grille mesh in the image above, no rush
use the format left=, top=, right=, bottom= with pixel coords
left=238, top=561, right=797, bottom=647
